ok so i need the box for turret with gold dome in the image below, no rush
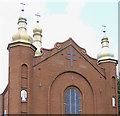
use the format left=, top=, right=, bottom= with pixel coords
left=7, top=3, right=36, bottom=114
left=12, top=16, right=33, bottom=43
left=33, top=13, right=42, bottom=56
left=97, top=26, right=117, bottom=64
left=8, top=3, right=36, bottom=51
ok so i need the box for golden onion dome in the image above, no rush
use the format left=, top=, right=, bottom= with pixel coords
left=97, top=36, right=114, bottom=62
left=97, top=47, right=114, bottom=60
left=12, top=32, right=33, bottom=43
left=12, top=16, right=33, bottom=43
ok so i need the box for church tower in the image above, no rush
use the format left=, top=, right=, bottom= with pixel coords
left=7, top=3, right=36, bottom=114
left=97, top=28, right=118, bottom=113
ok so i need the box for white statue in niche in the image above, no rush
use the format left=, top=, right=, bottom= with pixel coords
left=21, top=90, right=27, bottom=102
left=112, top=97, right=116, bottom=107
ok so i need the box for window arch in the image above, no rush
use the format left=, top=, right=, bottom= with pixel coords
left=21, top=64, right=28, bottom=88
left=21, top=64, right=28, bottom=78
left=65, top=88, right=81, bottom=114
left=112, top=76, right=115, bottom=88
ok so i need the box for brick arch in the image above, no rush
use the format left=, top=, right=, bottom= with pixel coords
left=48, top=71, right=94, bottom=96
left=48, top=71, right=95, bottom=114
left=64, top=85, right=83, bottom=95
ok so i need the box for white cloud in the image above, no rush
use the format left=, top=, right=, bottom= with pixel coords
left=42, top=14, right=98, bottom=56
left=36, top=0, right=98, bottom=58
left=66, top=0, right=85, bottom=17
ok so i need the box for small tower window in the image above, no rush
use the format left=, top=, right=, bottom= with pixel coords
left=21, top=90, right=27, bottom=102
left=112, top=76, right=115, bottom=88
left=21, top=64, right=28, bottom=78
left=112, top=97, right=116, bottom=107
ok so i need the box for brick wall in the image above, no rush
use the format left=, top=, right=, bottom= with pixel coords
left=0, top=94, right=3, bottom=115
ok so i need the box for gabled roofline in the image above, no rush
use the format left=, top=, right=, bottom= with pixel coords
left=33, top=44, right=106, bottom=78
left=35, top=38, right=97, bottom=61
left=2, top=84, right=8, bottom=96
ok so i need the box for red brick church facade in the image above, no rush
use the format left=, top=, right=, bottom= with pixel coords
left=0, top=14, right=118, bottom=114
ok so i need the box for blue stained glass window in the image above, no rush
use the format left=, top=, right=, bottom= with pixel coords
left=65, top=88, right=81, bottom=114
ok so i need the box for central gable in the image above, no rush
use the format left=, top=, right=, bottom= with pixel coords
left=32, top=38, right=109, bottom=113
left=33, top=38, right=105, bottom=78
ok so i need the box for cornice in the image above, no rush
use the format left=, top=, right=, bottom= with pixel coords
left=7, top=41, right=37, bottom=51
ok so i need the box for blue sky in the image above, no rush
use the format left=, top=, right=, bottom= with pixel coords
left=0, top=0, right=118, bottom=93
left=81, top=2, right=118, bottom=42
left=45, top=1, right=69, bottom=14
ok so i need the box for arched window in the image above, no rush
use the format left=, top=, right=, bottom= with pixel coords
left=112, top=76, right=115, bottom=88
left=21, top=64, right=28, bottom=91
left=21, top=64, right=28, bottom=78
left=65, top=88, right=81, bottom=114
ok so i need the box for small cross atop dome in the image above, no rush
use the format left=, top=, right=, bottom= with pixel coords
left=102, top=25, right=106, bottom=37
left=20, top=3, right=26, bottom=17
left=35, top=13, right=40, bottom=23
